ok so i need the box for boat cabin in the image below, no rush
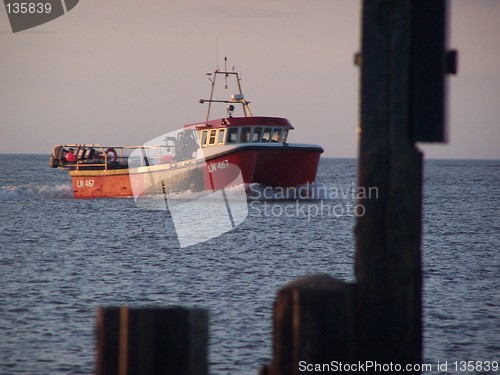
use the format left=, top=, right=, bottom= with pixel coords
left=193, top=116, right=293, bottom=148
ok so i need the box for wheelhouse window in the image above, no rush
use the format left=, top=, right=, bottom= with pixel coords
left=261, top=127, right=271, bottom=142
left=227, top=128, right=239, bottom=144
left=240, top=127, right=251, bottom=143
left=201, top=130, right=208, bottom=146
left=281, top=128, right=289, bottom=142
left=252, top=127, right=262, bottom=142
left=218, top=129, right=225, bottom=144
left=272, top=128, right=282, bottom=142
left=209, top=129, right=217, bottom=145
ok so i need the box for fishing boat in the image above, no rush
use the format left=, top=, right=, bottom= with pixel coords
left=49, top=60, right=324, bottom=198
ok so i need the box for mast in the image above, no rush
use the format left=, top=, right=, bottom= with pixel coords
left=199, top=57, right=253, bottom=121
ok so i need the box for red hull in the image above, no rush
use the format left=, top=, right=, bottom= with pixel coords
left=70, top=146, right=322, bottom=198
left=205, top=146, right=321, bottom=188
left=71, top=171, right=132, bottom=199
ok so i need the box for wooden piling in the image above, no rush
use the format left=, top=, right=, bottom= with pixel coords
left=266, top=275, right=355, bottom=375
left=355, top=0, right=426, bottom=367
left=261, top=1, right=455, bottom=372
left=96, top=306, right=208, bottom=375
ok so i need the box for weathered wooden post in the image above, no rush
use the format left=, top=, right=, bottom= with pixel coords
left=355, top=0, right=455, bottom=368
left=263, top=1, right=456, bottom=373
left=354, top=0, right=424, bottom=366
left=265, top=275, right=355, bottom=374
left=96, top=306, right=208, bottom=375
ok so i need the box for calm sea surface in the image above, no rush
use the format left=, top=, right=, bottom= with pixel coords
left=0, top=155, right=499, bottom=374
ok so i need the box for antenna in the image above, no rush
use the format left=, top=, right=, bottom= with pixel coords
left=216, top=38, right=219, bottom=70
left=224, top=57, right=228, bottom=89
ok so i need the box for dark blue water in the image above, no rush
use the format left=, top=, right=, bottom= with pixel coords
left=0, top=155, right=498, bottom=374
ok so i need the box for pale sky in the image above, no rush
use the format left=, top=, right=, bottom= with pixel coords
left=0, top=0, right=499, bottom=159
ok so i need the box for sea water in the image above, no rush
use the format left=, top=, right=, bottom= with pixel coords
left=0, top=155, right=498, bottom=374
